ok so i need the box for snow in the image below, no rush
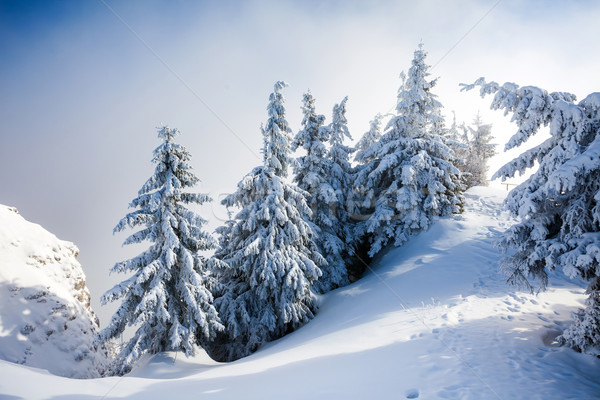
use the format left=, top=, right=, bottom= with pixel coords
left=2, top=187, right=600, bottom=398
left=0, top=205, right=106, bottom=379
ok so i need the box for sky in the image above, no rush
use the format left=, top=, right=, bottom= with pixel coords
left=1, top=0, right=599, bottom=327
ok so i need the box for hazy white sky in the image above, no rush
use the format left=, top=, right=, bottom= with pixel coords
left=1, top=0, right=599, bottom=326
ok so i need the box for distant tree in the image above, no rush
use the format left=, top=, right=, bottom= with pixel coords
left=213, top=82, right=323, bottom=361
left=355, top=44, right=464, bottom=257
left=97, top=126, right=223, bottom=374
left=464, top=112, right=496, bottom=187
left=462, top=78, right=600, bottom=355
left=445, top=111, right=469, bottom=176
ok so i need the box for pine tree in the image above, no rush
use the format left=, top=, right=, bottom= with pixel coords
left=350, top=113, right=386, bottom=278
left=97, top=126, right=223, bottom=374
left=292, top=90, right=330, bottom=198
left=291, top=92, right=351, bottom=293
left=462, top=78, right=600, bottom=355
left=562, top=278, right=600, bottom=356
left=464, top=112, right=496, bottom=187
left=353, top=113, right=385, bottom=223
left=262, top=80, right=295, bottom=177
left=355, top=113, right=384, bottom=162
left=212, top=82, right=323, bottom=361
left=445, top=111, right=469, bottom=176
left=355, top=44, right=464, bottom=257
left=327, top=96, right=356, bottom=256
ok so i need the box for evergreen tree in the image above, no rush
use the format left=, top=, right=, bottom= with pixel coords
left=563, top=278, right=600, bottom=356
left=292, top=92, right=351, bottom=292
left=355, top=113, right=384, bottom=162
left=352, top=113, right=385, bottom=223
left=327, top=96, right=356, bottom=255
left=262, top=81, right=295, bottom=177
left=464, top=112, right=496, bottom=187
left=349, top=113, right=386, bottom=278
left=97, top=126, right=223, bottom=374
left=213, top=82, right=323, bottom=361
left=355, top=44, right=464, bottom=257
left=292, top=90, right=330, bottom=198
left=445, top=111, right=469, bottom=176
left=462, top=78, right=600, bottom=355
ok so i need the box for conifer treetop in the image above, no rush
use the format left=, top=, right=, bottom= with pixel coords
left=262, top=81, right=294, bottom=177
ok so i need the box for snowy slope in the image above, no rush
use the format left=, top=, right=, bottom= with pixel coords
left=1, top=187, right=600, bottom=399
left=0, top=205, right=107, bottom=378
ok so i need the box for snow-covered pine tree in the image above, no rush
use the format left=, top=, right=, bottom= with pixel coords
left=462, top=78, right=600, bottom=355
left=212, top=82, right=323, bottom=361
left=464, top=112, right=496, bottom=187
left=349, top=113, right=386, bottom=278
left=355, top=44, right=464, bottom=257
left=291, top=92, right=349, bottom=293
left=292, top=90, right=330, bottom=196
left=327, top=96, right=356, bottom=254
left=445, top=111, right=469, bottom=176
left=354, top=113, right=384, bottom=163
left=262, top=80, right=296, bottom=177
left=97, top=126, right=223, bottom=374
left=352, top=113, right=385, bottom=221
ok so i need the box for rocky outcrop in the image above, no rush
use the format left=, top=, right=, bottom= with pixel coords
left=0, top=205, right=107, bottom=378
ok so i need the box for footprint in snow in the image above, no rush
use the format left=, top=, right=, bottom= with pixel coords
left=406, top=389, right=420, bottom=398
left=541, top=329, right=562, bottom=347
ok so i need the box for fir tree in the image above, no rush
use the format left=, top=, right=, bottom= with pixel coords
left=213, top=82, right=323, bottom=361
left=355, top=44, right=464, bottom=257
left=355, top=113, right=384, bottom=162
left=464, top=112, right=496, bottom=187
left=350, top=113, right=386, bottom=278
left=292, top=90, right=330, bottom=199
left=327, top=96, right=356, bottom=256
left=462, top=78, right=600, bottom=355
left=292, top=92, right=350, bottom=292
left=97, top=126, right=223, bottom=374
left=352, top=113, right=385, bottom=222
left=262, top=81, right=295, bottom=177
left=445, top=111, right=469, bottom=176
left=562, top=278, right=600, bottom=356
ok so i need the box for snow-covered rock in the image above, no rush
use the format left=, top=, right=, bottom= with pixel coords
left=0, top=205, right=107, bottom=378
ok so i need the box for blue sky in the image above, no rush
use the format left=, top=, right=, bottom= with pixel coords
left=1, top=0, right=599, bottom=326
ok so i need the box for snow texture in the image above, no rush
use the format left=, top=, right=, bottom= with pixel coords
left=0, top=205, right=107, bottom=378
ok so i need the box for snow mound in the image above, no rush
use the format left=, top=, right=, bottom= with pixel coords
left=0, top=205, right=107, bottom=378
